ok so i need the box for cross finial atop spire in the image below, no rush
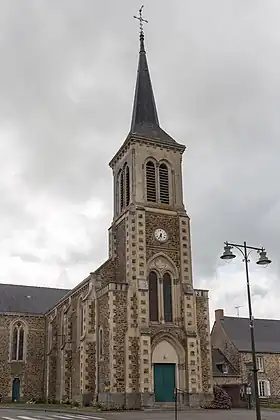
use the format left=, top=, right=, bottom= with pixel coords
left=134, top=5, right=148, bottom=52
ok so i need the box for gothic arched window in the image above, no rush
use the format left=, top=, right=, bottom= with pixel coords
left=48, top=323, right=53, bottom=352
left=149, top=271, right=159, bottom=322
left=61, top=314, right=66, bottom=348
left=99, top=327, right=104, bottom=359
left=125, top=165, right=130, bottom=206
left=159, top=163, right=169, bottom=204
left=116, top=170, right=121, bottom=214
left=11, top=322, right=25, bottom=361
left=163, top=273, right=173, bottom=322
left=80, top=304, right=84, bottom=337
left=146, top=161, right=157, bottom=202
left=120, top=170, right=124, bottom=210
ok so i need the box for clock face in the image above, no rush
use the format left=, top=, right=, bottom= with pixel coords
left=154, top=228, right=168, bottom=242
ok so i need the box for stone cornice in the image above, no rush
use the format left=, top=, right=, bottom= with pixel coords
left=109, top=134, right=185, bottom=170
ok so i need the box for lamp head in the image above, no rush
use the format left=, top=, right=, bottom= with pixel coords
left=256, top=249, right=271, bottom=266
left=220, top=243, right=236, bottom=260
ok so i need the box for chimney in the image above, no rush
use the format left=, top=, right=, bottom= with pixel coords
left=215, top=309, right=224, bottom=322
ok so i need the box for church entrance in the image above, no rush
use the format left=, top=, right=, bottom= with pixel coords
left=12, top=378, right=20, bottom=402
left=154, top=363, right=175, bottom=402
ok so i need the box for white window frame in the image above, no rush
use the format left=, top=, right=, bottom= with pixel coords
left=257, top=356, right=264, bottom=372
left=258, top=380, right=271, bottom=398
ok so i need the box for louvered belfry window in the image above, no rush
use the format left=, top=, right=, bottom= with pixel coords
left=149, top=271, right=159, bottom=321
left=125, top=165, right=130, bottom=206
left=146, top=161, right=156, bottom=202
left=159, top=163, right=169, bottom=204
left=163, top=273, right=173, bottom=322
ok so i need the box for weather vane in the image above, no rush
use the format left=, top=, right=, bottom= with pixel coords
left=134, top=5, right=148, bottom=36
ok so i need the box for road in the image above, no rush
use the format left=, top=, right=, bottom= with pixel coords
left=0, top=409, right=278, bottom=420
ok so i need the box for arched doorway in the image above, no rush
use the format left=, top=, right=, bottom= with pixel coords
left=12, top=378, right=20, bottom=402
left=152, top=340, right=178, bottom=402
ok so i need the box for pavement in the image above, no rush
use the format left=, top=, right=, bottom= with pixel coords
left=0, top=409, right=279, bottom=420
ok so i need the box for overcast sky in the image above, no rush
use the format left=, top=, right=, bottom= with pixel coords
left=0, top=0, right=279, bottom=322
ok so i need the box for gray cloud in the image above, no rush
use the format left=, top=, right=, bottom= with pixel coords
left=0, top=0, right=279, bottom=318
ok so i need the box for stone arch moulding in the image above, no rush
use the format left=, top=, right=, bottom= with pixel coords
left=9, top=320, right=28, bottom=362
left=151, top=332, right=186, bottom=392
left=152, top=331, right=185, bottom=364
left=144, top=156, right=158, bottom=166
left=147, top=253, right=179, bottom=279
left=158, top=158, right=171, bottom=168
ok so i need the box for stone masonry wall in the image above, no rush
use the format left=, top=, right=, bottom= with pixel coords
left=95, top=259, right=116, bottom=288
left=0, top=314, right=45, bottom=402
left=114, top=219, right=126, bottom=283
left=240, top=352, right=280, bottom=398
left=211, top=321, right=240, bottom=373
left=112, top=290, right=127, bottom=392
left=145, top=212, right=180, bottom=267
left=98, top=294, right=110, bottom=391
left=85, top=300, right=96, bottom=397
left=195, top=291, right=213, bottom=394
left=127, top=292, right=140, bottom=393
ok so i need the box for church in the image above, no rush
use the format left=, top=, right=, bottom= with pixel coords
left=0, top=18, right=213, bottom=409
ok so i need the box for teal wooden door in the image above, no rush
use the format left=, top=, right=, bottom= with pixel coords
left=154, top=363, right=176, bottom=402
left=12, top=378, right=20, bottom=402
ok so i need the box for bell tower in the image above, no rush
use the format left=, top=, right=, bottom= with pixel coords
left=107, top=7, right=212, bottom=408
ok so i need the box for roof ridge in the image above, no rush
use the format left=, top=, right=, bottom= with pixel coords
left=0, top=282, right=70, bottom=291
left=224, top=315, right=280, bottom=322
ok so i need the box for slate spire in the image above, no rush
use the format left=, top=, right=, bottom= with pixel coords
left=130, top=30, right=159, bottom=131
left=130, top=6, right=176, bottom=144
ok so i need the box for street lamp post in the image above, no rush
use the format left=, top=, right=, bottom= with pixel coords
left=220, top=241, right=271, bottom=420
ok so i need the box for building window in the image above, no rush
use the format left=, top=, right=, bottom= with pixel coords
left=159, top=163, right=169, bottom=204
left=77, top=300, right=84, bottom=339
left=11, top=322, right=25, bottom=361
left=125, top=165, right=130, bottom=206
left=258, top=380, right=270, bottom=397
left=163, top=273, right=173, bottom=322
left=99, top=327, right=104, bottom=359
left=146, top=161, right=156, bottom=202
left=80, top=305, right=84, bottom=337
left=257, top=356, right=264, bottom=372
left=48, top=323, right=53, bottom=352
left=116, top=171, right=120, bottom=214
left=120, top=171, right=124, bottom=210
left=148, top=271, right=159, bottom=321
left=61, top=314, right=66, bottom=347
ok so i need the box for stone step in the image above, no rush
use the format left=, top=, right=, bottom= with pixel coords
left=143, top=402, right=195, bottom=411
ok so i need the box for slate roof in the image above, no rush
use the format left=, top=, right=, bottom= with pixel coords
left=0, top=283, right=70, bottom=315
left=129, top=33, right=180, bottom=146
left=222, top=316, right=280, bottom=353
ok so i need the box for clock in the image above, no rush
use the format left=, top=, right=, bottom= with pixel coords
left=154, top=228, right=168, bottom=242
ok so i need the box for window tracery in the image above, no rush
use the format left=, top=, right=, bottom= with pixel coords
left=10, top=322, right=26, bottom=361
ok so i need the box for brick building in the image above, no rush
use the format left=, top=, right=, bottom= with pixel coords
left=211, top=309, right=280, bottom=404
left=0, top=28, right=213, bottom=408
